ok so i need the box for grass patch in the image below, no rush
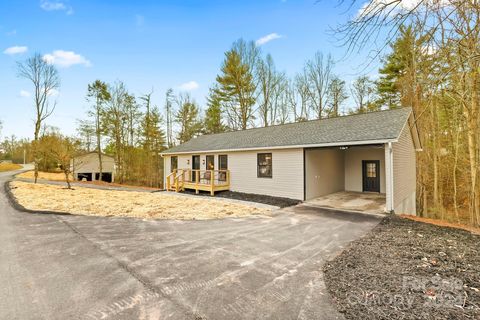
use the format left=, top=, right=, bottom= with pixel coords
left=0, top=163, right=22, bottom=172
left=10, top=181, right=272, bottom=220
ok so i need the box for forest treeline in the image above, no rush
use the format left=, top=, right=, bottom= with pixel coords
left=1, top=1, right=478, bottom=225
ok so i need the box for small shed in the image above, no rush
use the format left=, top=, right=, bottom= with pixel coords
left=71, top=152, right=115, bottom=183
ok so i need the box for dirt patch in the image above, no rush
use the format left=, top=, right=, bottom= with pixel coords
left=16, top=170, right=72, bottom=181
left=401, top=214, right=480, bottom=235
left=9, top=181, right=272, bottom=220
left=183, top=190, right=301, bottom=208
left=0, top=163, right=22, bottom=172
left=324, top=215, right=480, bottom=320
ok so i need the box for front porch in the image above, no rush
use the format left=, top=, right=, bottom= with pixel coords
left=166, top=169, right=230, bottom=195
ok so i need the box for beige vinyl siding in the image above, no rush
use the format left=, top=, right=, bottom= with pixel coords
left=344, top=146, right=386, bottom=193
left=305, top=148, right=345, bottom=200
left=167, top=149, right=304, bottom=200
left=71, top=153, right=115, bottom=173
left=392, top=125, right=417, bottom=214
left=228, top=149, right=304, bottom=199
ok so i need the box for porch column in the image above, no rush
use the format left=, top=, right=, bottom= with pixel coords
left=385, top=142, right=394, bottom=213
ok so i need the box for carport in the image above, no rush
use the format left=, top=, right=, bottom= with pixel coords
left=304, top=145, right=387, bottom=214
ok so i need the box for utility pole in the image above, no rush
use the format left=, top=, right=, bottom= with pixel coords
left=23, top=148, right=26, bottom=165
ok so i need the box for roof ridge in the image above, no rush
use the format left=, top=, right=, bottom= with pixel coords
left=193, top=107, right=410, bottom=140
left=162, top=106, right=412, bottom=154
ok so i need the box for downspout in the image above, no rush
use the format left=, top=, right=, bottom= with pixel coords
left=388, top=142, right=395, bottom=213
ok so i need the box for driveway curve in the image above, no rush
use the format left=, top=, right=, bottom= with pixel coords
left=0, top=168, right=380, bottom=320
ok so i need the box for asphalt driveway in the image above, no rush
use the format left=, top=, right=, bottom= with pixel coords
left=0, top=169, right=380, bottom=320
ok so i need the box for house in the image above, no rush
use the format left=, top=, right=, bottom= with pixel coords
left=161, top=107, right=421, bottom=215
left=70, top=152, right=115, bottom=183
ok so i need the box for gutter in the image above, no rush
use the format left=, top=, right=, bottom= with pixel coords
left=160, top=139, right=397, bottom=156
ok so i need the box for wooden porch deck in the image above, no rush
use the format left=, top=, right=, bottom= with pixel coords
left=166, top=169, right=230, bottom=195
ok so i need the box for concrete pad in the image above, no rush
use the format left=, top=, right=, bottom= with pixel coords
left=306, top=191, right=387, bottom=215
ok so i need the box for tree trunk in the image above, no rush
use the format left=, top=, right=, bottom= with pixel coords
left=33, top=116, right=41, bottom=184
left=96, top=102, right=103, bottom=182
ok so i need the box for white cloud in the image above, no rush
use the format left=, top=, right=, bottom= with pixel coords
left=178, top=81, right=199, bottom=91
left=255, top=33, right=283, bottom=46
left=3, top=46, right=28, bottom=55
left=6, top=29, right=17, bottom=36
left=43, top=50, right=91, bottom=68
left=357, top=0, right=451, bottom=18
left=48, top=88, right=60, bottom=97
left=19, top=90, right=31, bottom=98
left=40, top=1, right=74, bottom=14
left=40, top=0, right=66, bottom=11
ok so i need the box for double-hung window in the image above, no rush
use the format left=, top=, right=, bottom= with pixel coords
left=257, top=153, right=272, bottom=178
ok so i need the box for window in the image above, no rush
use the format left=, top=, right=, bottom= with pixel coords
left=170, top=156, right=178, bottom=173
left=218, top=155, right=228, bottom=170
left=257, top=153, right=272, bottom=178
left=366, top=162, right=376, bottom=178
left=218, top=155, right=228, bottom=181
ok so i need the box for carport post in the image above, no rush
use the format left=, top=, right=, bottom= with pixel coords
left=385, top=142, right=395, bottom=213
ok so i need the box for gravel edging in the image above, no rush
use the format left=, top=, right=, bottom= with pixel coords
left=323, top=214, right=480, bottom=320
left=161, top=191, right=280, bottom=210
left=182, top=190, right=301, bottom=208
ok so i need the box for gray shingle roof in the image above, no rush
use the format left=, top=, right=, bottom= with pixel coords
left=162, top=107, right=412, bottom=154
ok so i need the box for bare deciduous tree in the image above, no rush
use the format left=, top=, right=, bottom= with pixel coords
left=256, top=54, right=284, bottom=126
left=327, top=76, right=349, bottom=117
left=294, top=72, right=312, bottom=121
left=351, top=75, right=374, bottom=113
left=305, top=51, right=334, bottom=119
left=87, top=80, right=111, bottom=182
left=17, top=53, right=60, bottom=183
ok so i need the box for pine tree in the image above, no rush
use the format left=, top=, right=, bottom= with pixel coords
left=204, top=87, right=227, bottom=134
left=375, top=25, right=423, bottom=109
left=175, top=97, right=202, bottom=143
left=215, top=50, right=256, bottom=130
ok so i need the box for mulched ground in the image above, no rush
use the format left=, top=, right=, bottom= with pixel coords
left=324, top=215, right=480, bottom=320
left=182, top=190, right=301, bottom=208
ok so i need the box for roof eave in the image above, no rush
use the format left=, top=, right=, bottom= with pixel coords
left=160, top=138, right=396, bottom=155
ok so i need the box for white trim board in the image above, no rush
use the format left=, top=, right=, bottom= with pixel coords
left=160, top=139, right=397, bottom=156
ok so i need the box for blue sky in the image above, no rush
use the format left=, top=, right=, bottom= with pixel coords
left=0, top=0, right=377, bottom=139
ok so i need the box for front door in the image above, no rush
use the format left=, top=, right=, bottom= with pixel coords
left=206, top=155, right=214, bottom=170
left=362, top=160, right=380, bottom=192
left=192, top=155, right=200, bottom=182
